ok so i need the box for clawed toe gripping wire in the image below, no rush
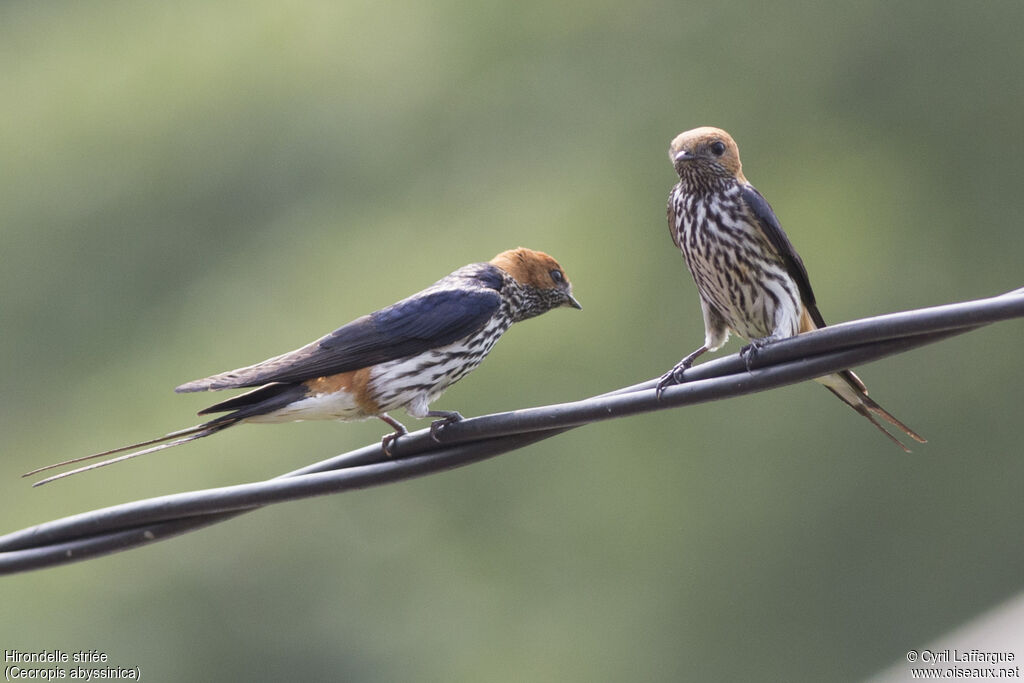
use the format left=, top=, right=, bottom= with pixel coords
left=1, top=287, right=1022, bottom=575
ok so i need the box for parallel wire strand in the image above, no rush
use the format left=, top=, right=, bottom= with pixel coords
left=1, top=287, right=1022, bottom=575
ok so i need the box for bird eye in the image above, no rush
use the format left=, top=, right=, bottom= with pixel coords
left=710, top=140, right=726, bottom=156
left=549, top=269, right=564, bottom=284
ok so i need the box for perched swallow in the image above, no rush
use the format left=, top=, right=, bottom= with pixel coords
left=655, top=127, right=925, bottom=451
left=27, top=247, right=581, bottom=485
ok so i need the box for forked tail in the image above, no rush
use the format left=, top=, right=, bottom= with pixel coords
left=23, top=417, right=240, bottom=487
left=816, top=370, right=926, bottom=452
left=24, top=382, right=309, bottom=487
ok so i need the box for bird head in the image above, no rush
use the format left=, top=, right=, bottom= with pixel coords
left=490, top=248, right=582, bottom=315
left=668, top=127, right=747, bottom=185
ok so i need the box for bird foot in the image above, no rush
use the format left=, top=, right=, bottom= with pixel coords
left=656, top=345, right=709, bottom=400
left=378, top=413, right=409, bottom=457
left=655, top=361, right=692, bottom=400
left=739, top=336, right=778, bottom=371
left=427, top=410, right=464, bottom=442
left=381, top=432, right=401, bottom=457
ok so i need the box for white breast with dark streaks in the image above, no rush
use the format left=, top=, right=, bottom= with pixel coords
left=369, top=311, right=511, bottom=417
left=675, top=184, right=802, bottom=341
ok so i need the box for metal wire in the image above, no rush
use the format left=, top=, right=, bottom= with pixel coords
left=2, top=286, right=1022, bottom=575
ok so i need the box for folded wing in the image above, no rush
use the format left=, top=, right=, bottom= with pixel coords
left=175, top=287, right=502, bottom=392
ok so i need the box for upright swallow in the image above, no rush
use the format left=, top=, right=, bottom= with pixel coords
left=656, top=127, right=924, bottom=451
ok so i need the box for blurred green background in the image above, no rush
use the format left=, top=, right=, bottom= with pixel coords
left=2, top=1, right=1022, bottom=680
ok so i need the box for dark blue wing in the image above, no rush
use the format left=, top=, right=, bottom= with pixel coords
left=176, top=267, right=504, bottom=391
left=740, top=184, right=826, bottom=326
left=314, top=287, right=502, bottom=372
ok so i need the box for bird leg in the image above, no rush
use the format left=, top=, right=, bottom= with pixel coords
left=379, top=413, right=409, bottom=457
left=739, top=335, right=780, bottom=371
left=426, top=410, right=464, bottom=442
left=656, top=345, right=708, bottom=399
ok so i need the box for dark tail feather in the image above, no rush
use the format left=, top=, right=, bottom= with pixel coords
left=24, top=383, right=309, bottom=487
left=195, top=382, right=299, bottom=415
left=859, top=394, right=927, bottom=445
left=801, top=310, right=925, bottom=451
left=819, top=370, right=927, bottom=453
left=24, top=418, right=239, bottom=487
left=837, top=391, right=915, bottom=453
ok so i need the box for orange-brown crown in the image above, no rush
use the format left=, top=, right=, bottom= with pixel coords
left=669, top=126, right=746, bottom=183
left=490, top=247, right=570, bottom=290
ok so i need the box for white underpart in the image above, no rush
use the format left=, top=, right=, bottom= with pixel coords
left=679, top=187, right=803, bottom=346
left=246, top=390, right=366, bottom=423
